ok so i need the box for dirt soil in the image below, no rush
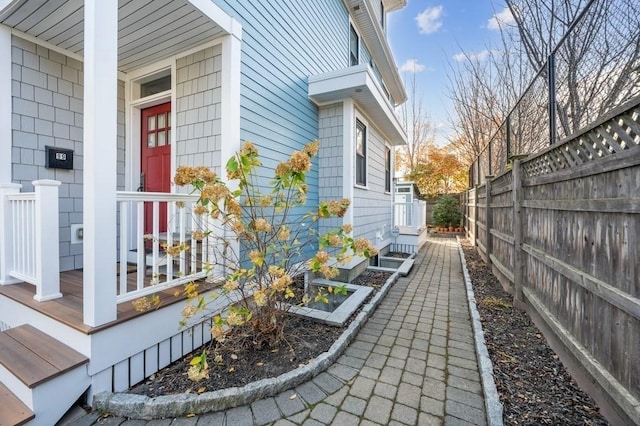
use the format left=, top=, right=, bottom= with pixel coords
left=460, top=239, right=608, bottom=425
left=129, top=270, right=392, bottom=398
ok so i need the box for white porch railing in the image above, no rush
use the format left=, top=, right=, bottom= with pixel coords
left=394, top=200, right=426, bottom=234
left=116, top=191, right=217, bottom=304
left=0, top=185, right=220, bottom=307
left=0, top=180, right=61, bottom=301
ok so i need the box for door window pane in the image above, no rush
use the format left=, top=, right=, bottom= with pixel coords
left=167, top=129, right=171, bottom=145
left=147, top=133, right=156, bottom=147
left=148, top=116, right=156, bottom=131
left=158, top=130, right=166, bottom=146
left=158, top=113, right=166, bottom=129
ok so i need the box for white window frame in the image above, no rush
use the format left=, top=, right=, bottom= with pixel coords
left=349, top=21, right=360, bottom=66
left=354, top=112, right=369, bottom=189
left=384, top=144, right=392, bottom=193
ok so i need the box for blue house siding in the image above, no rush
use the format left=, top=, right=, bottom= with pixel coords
left=213, top=0, right=352, bottom=199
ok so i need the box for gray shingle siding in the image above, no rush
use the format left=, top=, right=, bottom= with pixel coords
left=175, top=45, right=223, bottom=175
left=10, top=35, right=126, bottom=271
left=353, top=118, right=392, bottom=245
left=318, top=103, right=344, bottom=241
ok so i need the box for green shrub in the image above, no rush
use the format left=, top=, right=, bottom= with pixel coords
left=432, top=195, right=462, bottom=228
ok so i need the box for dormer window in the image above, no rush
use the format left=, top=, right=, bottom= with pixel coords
left=350, top=24, right=359, bottom=66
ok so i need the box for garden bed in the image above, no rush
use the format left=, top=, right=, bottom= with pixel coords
left=461, top=239, right=608, bottom=425
left=128, top=269, right=392, bottom=398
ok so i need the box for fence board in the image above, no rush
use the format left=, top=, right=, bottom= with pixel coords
left=463, top=101, right=640, bottom=425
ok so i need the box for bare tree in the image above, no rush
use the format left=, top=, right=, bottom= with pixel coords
left=449, top=0, right=640, bottom=176
left=397, top=71, right=435, bottom=177
left=507, top=0, right=640, bottom=137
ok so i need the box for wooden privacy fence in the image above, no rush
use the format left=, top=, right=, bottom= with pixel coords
left=463, top=97, right=640, bottom=425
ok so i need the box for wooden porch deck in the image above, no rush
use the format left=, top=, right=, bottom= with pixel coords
left=0, top=269, right=212, bottom=335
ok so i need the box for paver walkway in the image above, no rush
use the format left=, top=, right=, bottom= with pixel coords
left=66, top=238, right=487, bottom=426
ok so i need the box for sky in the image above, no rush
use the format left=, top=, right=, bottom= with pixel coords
left=386, top=1, right=514, bottom=146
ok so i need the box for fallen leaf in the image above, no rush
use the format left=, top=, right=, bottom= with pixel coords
left=186, top=413, right=195, bottom=418
left=228, top=367, right=235, bottom=372
left=289, top=393, right=297, bottom=400
left=231, top=354, right=238, bottom=360
left=197, top=387, right=206, bottom=394
left=256, top=362, right=264, bottom=367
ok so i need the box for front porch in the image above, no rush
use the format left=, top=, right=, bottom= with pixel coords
left=0, top=1, right=244, bottom=423
left=0, top=267, right=213, bottom=335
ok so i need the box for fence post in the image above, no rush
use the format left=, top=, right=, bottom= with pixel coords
left=0, top=183, right=22, bottom=285
left=485, top=176, right=494, bottom=265
left=472, top=185, right=479, bottom=246
left=512, top=160, right=524, bottom=300
left=33, top=179, right=62, bottom=301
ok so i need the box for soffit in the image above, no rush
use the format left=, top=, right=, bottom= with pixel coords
left=0, top=0, right=227, bottom=72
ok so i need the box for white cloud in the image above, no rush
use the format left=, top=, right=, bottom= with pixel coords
left=453, top=50, right=494, bottom=62
left=399, top=59, right=427, bottom=73
left=415, top=6, right=444, bottom=34
left=487, top=6, right=515, bottom=30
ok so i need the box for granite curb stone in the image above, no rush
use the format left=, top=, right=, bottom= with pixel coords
left=456, top=236, right=504, bottom=426
left=93, top=269, right=401, bottom=419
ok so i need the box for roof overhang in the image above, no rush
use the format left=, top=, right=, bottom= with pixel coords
left=382, top=0, right=406, bottom=13
left=0, top=0, right=239, bottom=73
left=309, top=64, right=407, bottom=146
left=344, top=0, right=407, bottom=105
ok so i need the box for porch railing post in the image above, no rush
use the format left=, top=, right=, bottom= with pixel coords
left=0, top=183, right=22, bottom=285
left=33, top=180, right=62, bottom=301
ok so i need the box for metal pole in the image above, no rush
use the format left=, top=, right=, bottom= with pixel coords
left=548, top=53, right=557, bottom=145
left=506, top=115, right=511, bottom=160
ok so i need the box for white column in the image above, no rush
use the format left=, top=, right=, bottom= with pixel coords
left=33, top=180, right=62, bottom=301
left=218, top=26, right=242, bottom=277
left=0, top=183, right=22, bottom=284
left=83, top=0, right=118, bottom=326
left=0, top=25, right=12, bottom=183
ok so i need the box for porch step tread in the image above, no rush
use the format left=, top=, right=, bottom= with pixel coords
left=0, top=381, right=34, bottom=426
left=0, top=324, right=88, bottom=388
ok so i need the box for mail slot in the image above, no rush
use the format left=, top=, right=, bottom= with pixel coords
left=45, top=146, right=74, bottom=170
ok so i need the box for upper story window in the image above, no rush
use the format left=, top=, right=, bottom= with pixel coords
left=385, top=146, right=391, bottom=192
left=350, top=24, right=359, bottom=66
left=356, top=119, right=367, bottom=186
left=380, top=2, right=385, bottom=29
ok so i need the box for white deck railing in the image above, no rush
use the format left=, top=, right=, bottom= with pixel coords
left=0, top=180, right=61, bottom=301
left=394, top=200, right=426, bottom=234
left=116, top=191, right=216, bottom=304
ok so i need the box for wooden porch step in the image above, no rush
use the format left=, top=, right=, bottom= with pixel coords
left=0, top=324, right=88, bottom=388
left=0, top=381, right=34, bottom=426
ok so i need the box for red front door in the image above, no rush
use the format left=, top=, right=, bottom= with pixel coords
left=141, top=103, right=171, bottom=234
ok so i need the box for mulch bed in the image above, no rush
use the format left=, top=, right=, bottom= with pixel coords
left=129, top=270, right=392, bottom=398
left=460, top=239, right=608, bottom=425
